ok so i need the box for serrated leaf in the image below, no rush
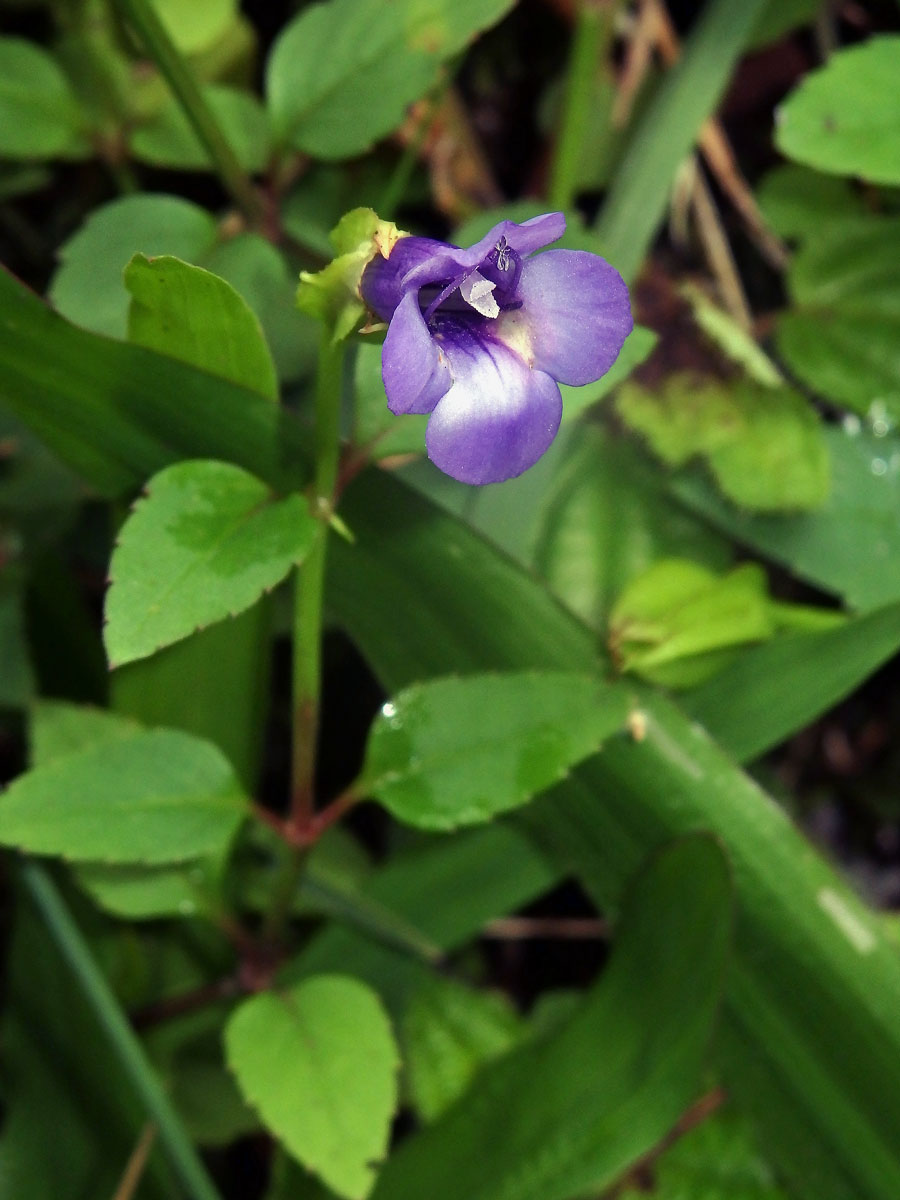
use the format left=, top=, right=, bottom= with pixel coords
left=402, top=977, right=523, bottom=1122
left=372, top=836, right=732, bottom=1200
left=358, top=672, right=629, bottom=830
left=226, top=975, right=399, bottom=1199
left=776, top=37, right=900, bottom=185
left=0, top=37, right=89, bottom=160
left=104, top=460, right=316, bottom=667
left=0, top=728, right=247, bottom=864
left=266, top=0, right=515, bottom=159
left=131, top=85, right=272, bottom=172
left=125, top=254, right=278, bottom=401
left=776, top=216, right=900, bottom=418
left=617, top=374, right=830, bottom=511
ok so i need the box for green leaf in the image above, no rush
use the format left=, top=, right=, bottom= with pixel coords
left=672, top=424, right=900, bottom=611
left=150, top=0, right=238, bottom=54
left=0, top=37, right=88, bottom=160
left=74, top=860, right=216, bottom=921
left=776, top=216, right=900, bottom=418
left=30, top=705, right=230, bottom=921
left=0, top=728, right=247, bottom=864
left=359, top=672, right=629, bottom=830
left=372, top=836, right=732, bottom=1200
left=776, top=37, right=900, bottom=185
left=51, top=195, right=219, bottom=339
left=266, top=0, right=515, bottom=158
left=756, top=164, right=862, bottom=240
left=226, top=974, right=399, bottom=1200
left=111, top=603, right=273, bottom=791
left=104, top=459, right=316, bottom=667
left=207, top=232, right=318, bottom=383
left=683, top=600, right=900, bottom=763
left=617, top=374, right=830, bottom=511
left=609, top=560, right=774, bottom=689
left=619, top=1106, right=788, bottom=1199
left=0, top=267, right=302, bottom=498
left=534, top=426, right=732, bottom=629
left=402, top=977, right=523, bottom=1122
left=30, top=700, right=140, bottom=766
left=131, top=84, right=272, bottom=172
left=125, top=253, right=279, bottom=401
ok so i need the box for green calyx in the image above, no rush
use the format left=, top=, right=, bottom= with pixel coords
left=296, top=207, right=406, bottom=341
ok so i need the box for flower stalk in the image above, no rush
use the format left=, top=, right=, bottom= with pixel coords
left=114, top=0, right=263, bottom=225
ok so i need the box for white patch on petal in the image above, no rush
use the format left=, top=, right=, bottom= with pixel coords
left=460, top=270, right=500, bottom=319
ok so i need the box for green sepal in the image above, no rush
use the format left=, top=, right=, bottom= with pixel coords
left=296, top=207, right=406, bottom=341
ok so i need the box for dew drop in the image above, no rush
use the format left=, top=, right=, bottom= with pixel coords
left=381, top=701, right=397, bottom=720
left=871, top=458, right=887, bottom=477
left=842, top=413, right=861, bottom=436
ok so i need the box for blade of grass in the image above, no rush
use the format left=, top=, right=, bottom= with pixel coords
left=20, top=861, right=224, bottom=1200
left=594, top=0, right=768, bottom=280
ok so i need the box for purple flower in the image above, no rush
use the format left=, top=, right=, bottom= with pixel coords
left=360, top=212, right=633, bottom=485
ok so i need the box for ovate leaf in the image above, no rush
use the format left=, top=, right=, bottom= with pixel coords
left=0, top=728, right=247, bottom=864
left=371, top=836, right=732, bottom=1200
left=125, top=254, right=279, bottom=401
left=776, top=37, right=900, bottom=185
left=266, top=0, right=515, bottom=158
left=50, top=195, right=219, bottom=338
left=226, top=974, right=399, bottom=1200
left=358, top=672, right=629, bottom=830
left=130, top=85, right=272, bottom=173
left=104, top=459, right=317, bottom=667
left=0, top=37, right=88, bottom=159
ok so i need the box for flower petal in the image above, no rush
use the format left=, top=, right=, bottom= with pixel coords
left=425, top=327, right=562, bottom=485
left=401, top=213, right=567, bottom=293
left=382, top=291, right=452, bottom=415
left=360, top=236, right=447, bottom=320
left=515, top=249, right=633, bottom=386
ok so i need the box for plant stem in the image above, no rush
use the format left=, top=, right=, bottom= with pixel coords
left=113, top=0, right=262, bottom=224
left=263, top=333, right=344, bottom=940
left=289, top=330, right=344, bottom=834
left=20, top=861, right=223, bottom=1200
left=548, top=0, right=614, bottom=213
